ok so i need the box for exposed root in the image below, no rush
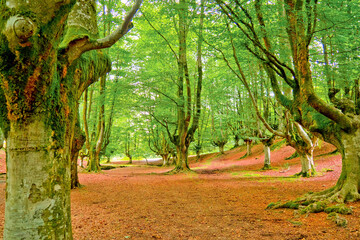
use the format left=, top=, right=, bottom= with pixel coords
left=267, top=183, right=359, bottom=218
left=293, top=170, right=316, bottom=178
left=163, top=167, right=194, bottom=175
left=327, top=212, right=348, bottom=227
left=261, top=165, right=272, bottom=170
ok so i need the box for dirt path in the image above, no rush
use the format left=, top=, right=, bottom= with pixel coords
left=0, top=142, right=360, bottom=239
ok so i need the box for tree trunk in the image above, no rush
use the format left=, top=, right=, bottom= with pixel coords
left=233, top=135, right=240, bottom=148
left=246, top=140, right=252, bottom=156
left=219, top=144, right=225, bottom=154
left=94, top=75, right=106, bottom=167
left=196, top=150, right=201, bottom=161
left=127, top=154, right=132, bottom=164
left=263, top=145, right=271, bottom=170
left=175, top=145, right=189, bottom=171
left=298, top=152, right=315, bottom=177
left=71, top=151, right=81, bottom=189
left=4, top=116, right=72, bottom=239
left=71, top=123, right=86, bottom=189
left=330, top=130, right=360, bottom=201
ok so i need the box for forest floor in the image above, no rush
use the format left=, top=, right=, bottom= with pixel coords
left=0, top=141, right=360, bottom=239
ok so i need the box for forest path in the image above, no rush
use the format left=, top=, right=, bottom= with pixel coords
left=69, top=142, right=360, bottom=239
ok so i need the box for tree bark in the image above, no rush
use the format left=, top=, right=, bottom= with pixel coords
left=5, top=116, right=72, bottom=239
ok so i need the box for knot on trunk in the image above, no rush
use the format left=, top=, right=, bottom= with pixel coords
left=14, top=17, right=35, bottom=42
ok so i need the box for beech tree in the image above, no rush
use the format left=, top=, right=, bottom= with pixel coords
left=0, top=0, right=142, bottom=238
left=217, top=0, right=360, bottom=211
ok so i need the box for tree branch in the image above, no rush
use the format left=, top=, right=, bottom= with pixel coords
left=65, top=0, right=142, bottom=64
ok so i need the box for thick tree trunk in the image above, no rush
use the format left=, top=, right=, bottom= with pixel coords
left=4, top=117, right=72, bottom=239
left=331, top=130, right=360, bottom=201
left=175, top=145, right=190, bottom=171
left=87, top=147, right=100, bottom=172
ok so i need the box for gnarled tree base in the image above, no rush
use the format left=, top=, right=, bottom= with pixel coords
left=267, top=180, right=359, bottom=216
left=261, top=164, right=272, bottom=170
left=164, top=167, right=194, bottom=175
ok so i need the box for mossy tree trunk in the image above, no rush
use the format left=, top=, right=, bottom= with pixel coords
left=0, top=0, right=142, bottom=238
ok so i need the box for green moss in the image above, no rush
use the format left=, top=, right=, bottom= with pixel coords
left=266, top=201, right=299, bottom=210
left=325, top=204, right=353, bottom=215
left=327, top=212, right=348, bottom=227
left=300, top=201, right=327, bottom=214
left=281, top=201, right=300, bottom=209
left=289, top=220, right=303, bottom=226
left=266, top=202, right=279, bottom=209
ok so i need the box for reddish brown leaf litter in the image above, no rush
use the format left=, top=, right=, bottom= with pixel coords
left=0, top=142, right=360, bottom=239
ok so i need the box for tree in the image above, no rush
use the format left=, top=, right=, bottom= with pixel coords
left=141, top=0, right=205, bottom=172
left=217, top=0, right=360, bottom=211
left=0, top=0, right=142, bottom=238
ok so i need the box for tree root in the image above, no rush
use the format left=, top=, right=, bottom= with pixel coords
left=293, top=170, right=316, bottom=178
left=327, top=212, right=348, bottom=227
left=261, top=165, right=272, bottom=170
left=267, top=183, right=359, bottom=221
left=163, top=167, right=194, bottom=175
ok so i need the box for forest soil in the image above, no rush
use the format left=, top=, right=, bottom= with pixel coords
left=0, top=141, right=359, bottom=239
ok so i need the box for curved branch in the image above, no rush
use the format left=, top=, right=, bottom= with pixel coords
left=65, top=0, right=142, bottom=64
left=294, top=122, right=313, bottom=147
left=307, top=93, right=353, bottom=132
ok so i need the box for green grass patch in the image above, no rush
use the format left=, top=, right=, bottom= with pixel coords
left=289, top=220, right=303, bottom=226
